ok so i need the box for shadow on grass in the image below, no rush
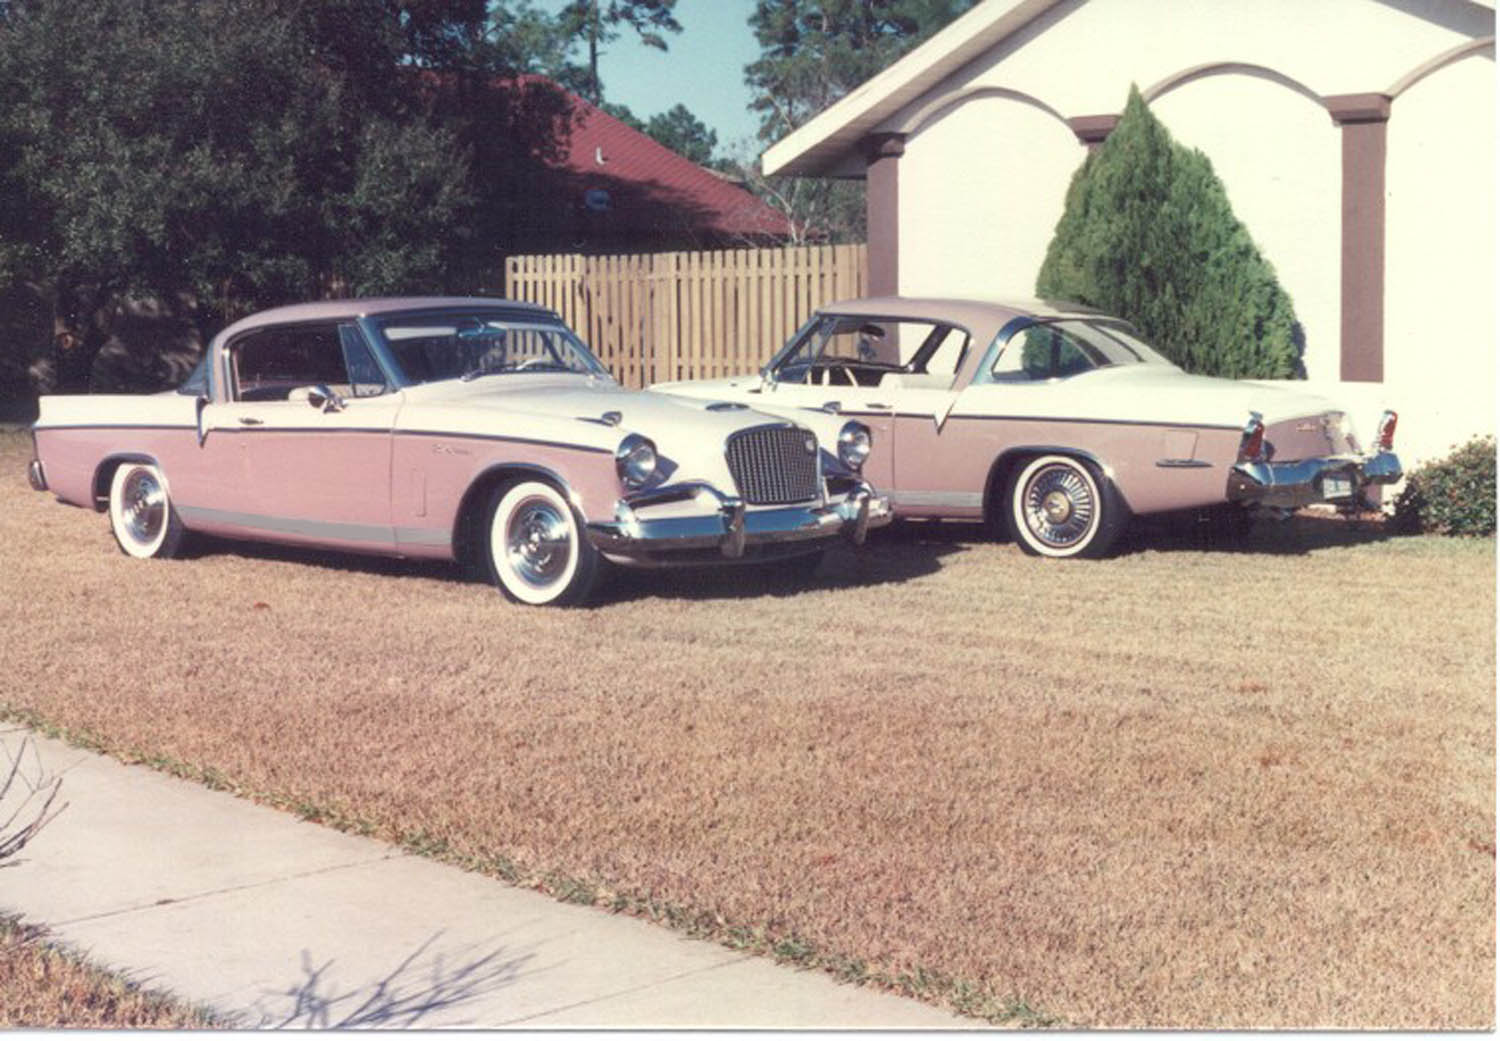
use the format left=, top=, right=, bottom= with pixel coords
left=1117, top=508, right=1396, bottom=557
left=187, top=529, right=966, bottom=605
left=259, top=933, right=531, bottom=1028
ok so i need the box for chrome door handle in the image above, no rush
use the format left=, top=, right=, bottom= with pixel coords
left=865, top=402, right=890, bottom=409
left=238, top=416, right=264, bottom=426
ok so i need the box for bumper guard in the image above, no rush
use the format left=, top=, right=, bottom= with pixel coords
left=1227, top=450, right=1402, bottom=509
left=587, top=480, right=891, bottom=561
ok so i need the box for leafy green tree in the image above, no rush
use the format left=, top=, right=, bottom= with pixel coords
left=1036, top=87, right=1303, bottom=379
left=599, top=100, right=647, bottom=132
left=0, top=0, right=471, bottom=392
left=745, top=0, right=979, bottom=141
left=743, top=0, right=978, bottom=242
left=646, top=104, right=718, bottom=166
left=556, top=0, right=680, bottom=104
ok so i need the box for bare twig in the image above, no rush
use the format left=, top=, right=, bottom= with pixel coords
left=0, top=738, right=66, bottom=866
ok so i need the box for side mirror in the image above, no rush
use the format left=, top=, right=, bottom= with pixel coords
left=289, top=384, right=347, bottom=413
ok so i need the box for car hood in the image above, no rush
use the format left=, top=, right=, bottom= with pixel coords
left=400, top=375, right=782, bottom=442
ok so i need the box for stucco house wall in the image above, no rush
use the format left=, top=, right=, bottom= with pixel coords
left=764, top=0, right=1495, bottom=468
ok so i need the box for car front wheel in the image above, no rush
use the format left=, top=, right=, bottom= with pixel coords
left=485, top=479, right=602, bottom=606
left=1008, top=454, right=1123, bottom=558
left=108, top=462, right=188, bottom=559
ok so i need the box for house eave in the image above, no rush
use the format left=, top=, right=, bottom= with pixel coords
left=760, top=0, right=1068, bottom=178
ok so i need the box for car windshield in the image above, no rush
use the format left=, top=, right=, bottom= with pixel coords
left=372, top=312, right=607, bottom=386
left=989, top=319, right=1174, bottom=382
left=771, top=314, right=970, bottom=387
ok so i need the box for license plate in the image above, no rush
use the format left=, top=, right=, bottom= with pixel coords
left=1321, top=473, right=1354, bottom=500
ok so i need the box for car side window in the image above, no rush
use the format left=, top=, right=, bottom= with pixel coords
left=231, top=323, right=386, bottom=401
left=918, top=326, right=969, bottom=376
left=990, top=324, right=1099, bottom=382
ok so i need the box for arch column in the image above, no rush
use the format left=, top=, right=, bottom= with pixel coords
left=1067, top=114, right=1118, bottom=151
left=862, top=132, right=906, bottom=297
left=1324, top=92, right=1392, bottom=383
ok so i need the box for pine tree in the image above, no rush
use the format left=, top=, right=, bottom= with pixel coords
left=1036, top=86, right=1303, bottom=379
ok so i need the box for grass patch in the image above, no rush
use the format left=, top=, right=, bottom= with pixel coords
left=2, top=430, right=1493, bottom=1028
left=0, top=915, right=221, bottom=1028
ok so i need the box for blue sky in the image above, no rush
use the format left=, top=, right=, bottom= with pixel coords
left=532, top=0, right=766, bottom=158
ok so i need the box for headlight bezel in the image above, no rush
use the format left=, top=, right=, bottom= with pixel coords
left=615, top=433, right=658, bottom=490
left=837, top=420, right=872, bottom=472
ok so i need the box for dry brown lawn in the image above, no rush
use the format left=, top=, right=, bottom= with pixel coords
left=0, top=915, right=219, bottom=1028
left=0, top=430, right=1492, bottom=1028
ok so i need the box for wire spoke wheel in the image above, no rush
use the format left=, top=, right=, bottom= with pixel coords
left=1023, top=463, right=1096, bottom=549
left=1009, top=454, right=1116, bottom=558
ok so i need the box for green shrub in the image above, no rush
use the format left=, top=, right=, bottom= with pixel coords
left=1392, top=436, right=1496, bottom=536
left=1036, top=86, right=1302, bottom=379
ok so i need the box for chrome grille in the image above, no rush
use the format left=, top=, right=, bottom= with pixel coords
left=725, top=425, right=819, bottom=505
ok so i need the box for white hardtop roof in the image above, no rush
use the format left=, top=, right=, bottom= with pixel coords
left=216, top=296, right=557, bottom=340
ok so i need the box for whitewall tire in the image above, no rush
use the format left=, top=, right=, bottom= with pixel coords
left=1008, top=454, right=1122, bottom=559
left=108, top=462, right=188, bottom=559
left=485, top=479, right=601, bottom=606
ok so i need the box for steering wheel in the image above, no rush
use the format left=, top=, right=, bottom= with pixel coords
left=515, top=357, right=555, bottom=371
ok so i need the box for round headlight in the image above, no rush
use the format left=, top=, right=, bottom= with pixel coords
left=615, top=433, right=658, bottom=489
left=837, top=420, right=872, bottom=471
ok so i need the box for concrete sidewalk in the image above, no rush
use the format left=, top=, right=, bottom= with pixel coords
left=2, top=729, right=968, bottom=1029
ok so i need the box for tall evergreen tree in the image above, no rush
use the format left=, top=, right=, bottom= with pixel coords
left=741, top=0, right=979, bottom=243
left=1036, top=87, right=1303, bottom=379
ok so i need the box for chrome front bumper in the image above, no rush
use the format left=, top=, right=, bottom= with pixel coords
left=586, top=480, right=892, bottom=563
left=1226, top=450, right=1402, bottom=509
left=27, top=458, right=47, bottom=492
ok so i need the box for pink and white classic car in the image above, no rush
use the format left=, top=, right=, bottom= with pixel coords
left=656, top=297, right=1403, bottom=558
left=26, top=297, right=889, bottom=605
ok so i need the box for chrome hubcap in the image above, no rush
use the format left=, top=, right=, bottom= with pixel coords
left=1023, top=464, right=1095, bottom=548
left=505, top=497, right=571, bottom=588
left=121, top=469, right=165, bottom=545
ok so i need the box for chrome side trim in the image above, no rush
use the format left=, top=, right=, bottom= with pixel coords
left=1155, top=458, right=1213, bottom=469
left=31, top=423, right=196, bottom=433
left=891, top=490, right=984, bottom=508
left=394, top=526, right=452, bottom=547
left=176, top=505, right=395, bottom=544
left=396, top=429, right=613, bottom=455
left=947, top=413, right=1242, bottom=432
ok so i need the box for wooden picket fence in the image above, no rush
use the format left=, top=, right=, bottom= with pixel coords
left=504, top=244, right=867, bottom=388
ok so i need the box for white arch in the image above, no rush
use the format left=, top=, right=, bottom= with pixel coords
left=895, top=84, right=1071, bottom=138
left=1143, top=62, right=1327, bottom=111
left=1386, top=36, right=1495, bottom=99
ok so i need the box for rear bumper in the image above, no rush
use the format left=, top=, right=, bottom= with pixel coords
left=1226, top=450, right=1402, bottom=509
left=586, top=480, right=891, bottom=564
left=26, top=457, right=47, bottom=492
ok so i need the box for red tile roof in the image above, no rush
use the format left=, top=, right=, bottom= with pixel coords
left=516, top=75, right=790, bottom=242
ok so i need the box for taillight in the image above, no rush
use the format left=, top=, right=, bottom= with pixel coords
left=1374, top=410, right=1398, bottom=451
left=1237, top=412, right=1266, bottom=463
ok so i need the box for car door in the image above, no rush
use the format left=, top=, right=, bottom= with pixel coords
left=196, top=321, right=402, bottom=549
left=878, top=325, right=977, bottom=517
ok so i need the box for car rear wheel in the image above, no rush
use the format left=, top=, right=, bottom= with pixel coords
left=108, top=462, right=188, bottom=559
left=1008, top=454, right=1123, bottom=559
left=485, top=479, right=601, bottom=606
